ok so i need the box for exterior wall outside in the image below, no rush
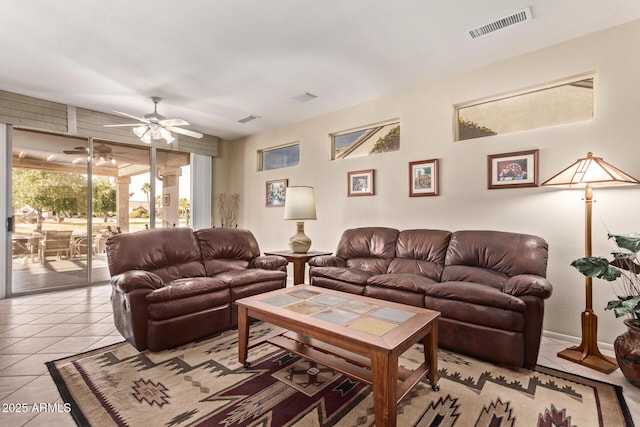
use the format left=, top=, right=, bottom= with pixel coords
left=226, top=19, right=640, bottom=346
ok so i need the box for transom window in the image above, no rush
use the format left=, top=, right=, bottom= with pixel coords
left=455, top=76, right=595, bottom=141
left=258, top=143, right=300, bottom=171
left=332, top=121, right=400, bottom=160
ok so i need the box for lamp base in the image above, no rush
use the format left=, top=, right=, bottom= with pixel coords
left=288, top=221, right=311, bottom=253
left=557, top=309, right=618, bottom=374
left=557, top=347, right=618, bottom=374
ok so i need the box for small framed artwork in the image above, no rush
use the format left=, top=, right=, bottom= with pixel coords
left=266, top=179, right=288, bottom=207
left=487, top=149, right=539, bottom=189
left=162, top=194, right=170, bottom=206
left=348, top=169, right=374, bottom=196
left=409, top=159, right=439, bottom=197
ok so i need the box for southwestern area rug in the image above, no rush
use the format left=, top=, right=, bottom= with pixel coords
left=47, top=323, right=634, bottom=426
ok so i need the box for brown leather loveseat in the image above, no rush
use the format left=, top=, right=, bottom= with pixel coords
left=106, top=227, right=287, bottom=351
left=309, top=227, right=553, bottom=368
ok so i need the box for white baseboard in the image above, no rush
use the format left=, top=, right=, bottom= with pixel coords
left=542, top=329, right=614, bottom=352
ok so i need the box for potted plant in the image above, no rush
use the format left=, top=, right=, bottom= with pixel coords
left=571, top=233, right=640, bottom=387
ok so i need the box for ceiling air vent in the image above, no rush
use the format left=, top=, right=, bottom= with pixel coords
left=237, top=114, right=260, bottom=124
left=466, top=7, right=532, bottom=40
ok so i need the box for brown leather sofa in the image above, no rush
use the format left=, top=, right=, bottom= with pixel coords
left=309, top=227, right=553, bottom=368
left=106, top=227, right=287, bottom=351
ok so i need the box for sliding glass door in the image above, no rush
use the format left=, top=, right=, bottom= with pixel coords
left=11, top=130, right=90, bottom=293
left=7, top=129, right=194, bottom=296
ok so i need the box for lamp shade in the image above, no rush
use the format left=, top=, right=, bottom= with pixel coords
left=284, top=186, right=317, bottom=220
left=541, top=152, right=640, bottom=188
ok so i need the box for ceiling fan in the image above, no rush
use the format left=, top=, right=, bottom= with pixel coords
left=63, top=143, right=124, bottom=166
left=104, top=97, right=203, bottom=143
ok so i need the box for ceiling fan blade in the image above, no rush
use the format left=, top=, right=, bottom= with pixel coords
left=103, top=123, right=141, bottom=127
left=112, top=110, right=148, bottom=122
left=63, top=146, right=89, bottom=154
left=167, top=126, right=203, bottom=139
left=160, top=118, right=189, bottom=127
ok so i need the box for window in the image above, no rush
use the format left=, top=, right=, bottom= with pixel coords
left=455, top=76, right=594, bottom=141
left=259, top=143, right=300, bottom=171
left=332, top=121, right=400, bottom=160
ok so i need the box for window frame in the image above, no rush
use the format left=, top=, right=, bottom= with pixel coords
left=453, top=73, right=596, bottom=141
left=330, top=119, right=400, bottom=160
left=258, top=142, right=300, bottom=171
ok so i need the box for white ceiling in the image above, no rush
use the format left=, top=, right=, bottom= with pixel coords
left=2, top=1, right=640, bottom=141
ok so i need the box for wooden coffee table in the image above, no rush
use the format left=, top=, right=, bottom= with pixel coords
left=237, top=285, right=440, bottom=427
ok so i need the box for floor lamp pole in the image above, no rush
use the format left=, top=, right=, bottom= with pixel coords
left=557, top=184, right=618, bottom=373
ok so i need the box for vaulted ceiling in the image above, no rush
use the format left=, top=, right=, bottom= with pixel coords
left=2, top=1, right=639, bottom=141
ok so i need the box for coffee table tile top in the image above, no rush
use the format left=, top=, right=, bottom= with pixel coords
left=312, top=308, right=360, bottom=325
left=348, top=316, right=398, bottom=335
left=370, top=306, right=416, bottom=323
left=309, top=294, right=349, bottom=306
left=262, top=294, right=300, bottom=307
left=286, top=301, right=326, bottom=315
left=261, top=287, right=416, bottom=336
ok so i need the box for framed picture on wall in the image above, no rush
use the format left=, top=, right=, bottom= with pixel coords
left=348, top=169, right=374, bottom=196
left=487, top=149, right=539, bottom=189
left=409, top=159, right=439, bottom=197
left=265, top=179, right=288, bottom=207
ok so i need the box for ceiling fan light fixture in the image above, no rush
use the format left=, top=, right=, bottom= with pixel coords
left=133, top=126, right=147, bottom=138
left=141, top=131, right=152, bottom=144
left=159, top=127, right=175, bottom=143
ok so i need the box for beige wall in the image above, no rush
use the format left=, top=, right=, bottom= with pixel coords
left=226, top=19, right=640, bottom=346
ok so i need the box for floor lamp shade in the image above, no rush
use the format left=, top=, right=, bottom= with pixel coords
left=284, top=186, right=317, bottom=253
left=541, top=152, right=640, bottom=373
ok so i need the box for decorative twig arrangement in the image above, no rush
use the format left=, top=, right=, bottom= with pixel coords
left=217, top=193, right=239, bottom=228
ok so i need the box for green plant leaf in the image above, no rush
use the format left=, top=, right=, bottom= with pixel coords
left=607, top=296, right=640, bottom=318
left=610, top=234, right=640, bottom=253
left=571, top=257, right=622, bottom=281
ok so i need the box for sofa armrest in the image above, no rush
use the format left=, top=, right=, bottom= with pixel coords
left=250, top=255, right=288, bottom=270
left=111, top=270, right=164, bottom=293
left=504, top=274, right=553, bottom=299
left=309, top=255, right=346, bottom=268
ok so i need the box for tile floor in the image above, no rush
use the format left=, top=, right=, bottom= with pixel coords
left=0, top=284, right=638, bottom=426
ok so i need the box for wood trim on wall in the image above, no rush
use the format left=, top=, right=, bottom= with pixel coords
left=0, top=90, right=218, bottom=157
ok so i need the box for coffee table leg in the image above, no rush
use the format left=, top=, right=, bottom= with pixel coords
left=238, top=306, right=249, bottom=367
left=424, top=323, right=439, bottom=391
left=371, top=350, right=397, bottom=427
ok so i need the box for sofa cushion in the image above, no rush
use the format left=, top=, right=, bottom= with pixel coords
left=390, top=229, right=451, bottom=280
left=310, top=266, right=374, bottom=285
left=146, top=277, right=227, bottom=303
left=106, top=228, right=205, bottom=281
left=425, top=297, right=525, bottom=332
left=202, top=259, right=250, bottom=276
left=336, top=227, right=399, bottom=260
left=345, top=258, right=391, bottom=274
left=440, top=265, right=509, bottom=289
left=195, top=228, right=261, bottom=262
left=424, top=281, right=526, bottom=311
left=146, top=277, right=231, bottom=321
left=444, top=230, right=548, bottom=277
left=216, top=269, right=286, bottom=287
left=367, top=273, right=437, bottom=293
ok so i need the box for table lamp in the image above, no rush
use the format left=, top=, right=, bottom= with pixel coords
left=541, top=152, right=640, bottom=373
left=284, top=186, right=317, bottom=253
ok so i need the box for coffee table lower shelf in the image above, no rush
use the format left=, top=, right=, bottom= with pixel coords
left=264, top=331, right=438, bottom=404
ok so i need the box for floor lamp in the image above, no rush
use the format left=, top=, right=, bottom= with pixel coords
left=541, top=152, right=640, bottom=373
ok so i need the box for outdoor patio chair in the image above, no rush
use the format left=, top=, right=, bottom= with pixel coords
left=39, top=230, right=73, bottom=263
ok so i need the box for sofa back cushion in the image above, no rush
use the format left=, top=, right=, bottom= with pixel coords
left=106, top=228, right=204, bottom=281
left=388, top=229, right=452, bottom=280
left=442, top=230, right=548, bottom=287
left=195, top=228, right=261, bottom=275
left=336, top=227, right=399, bottom=274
